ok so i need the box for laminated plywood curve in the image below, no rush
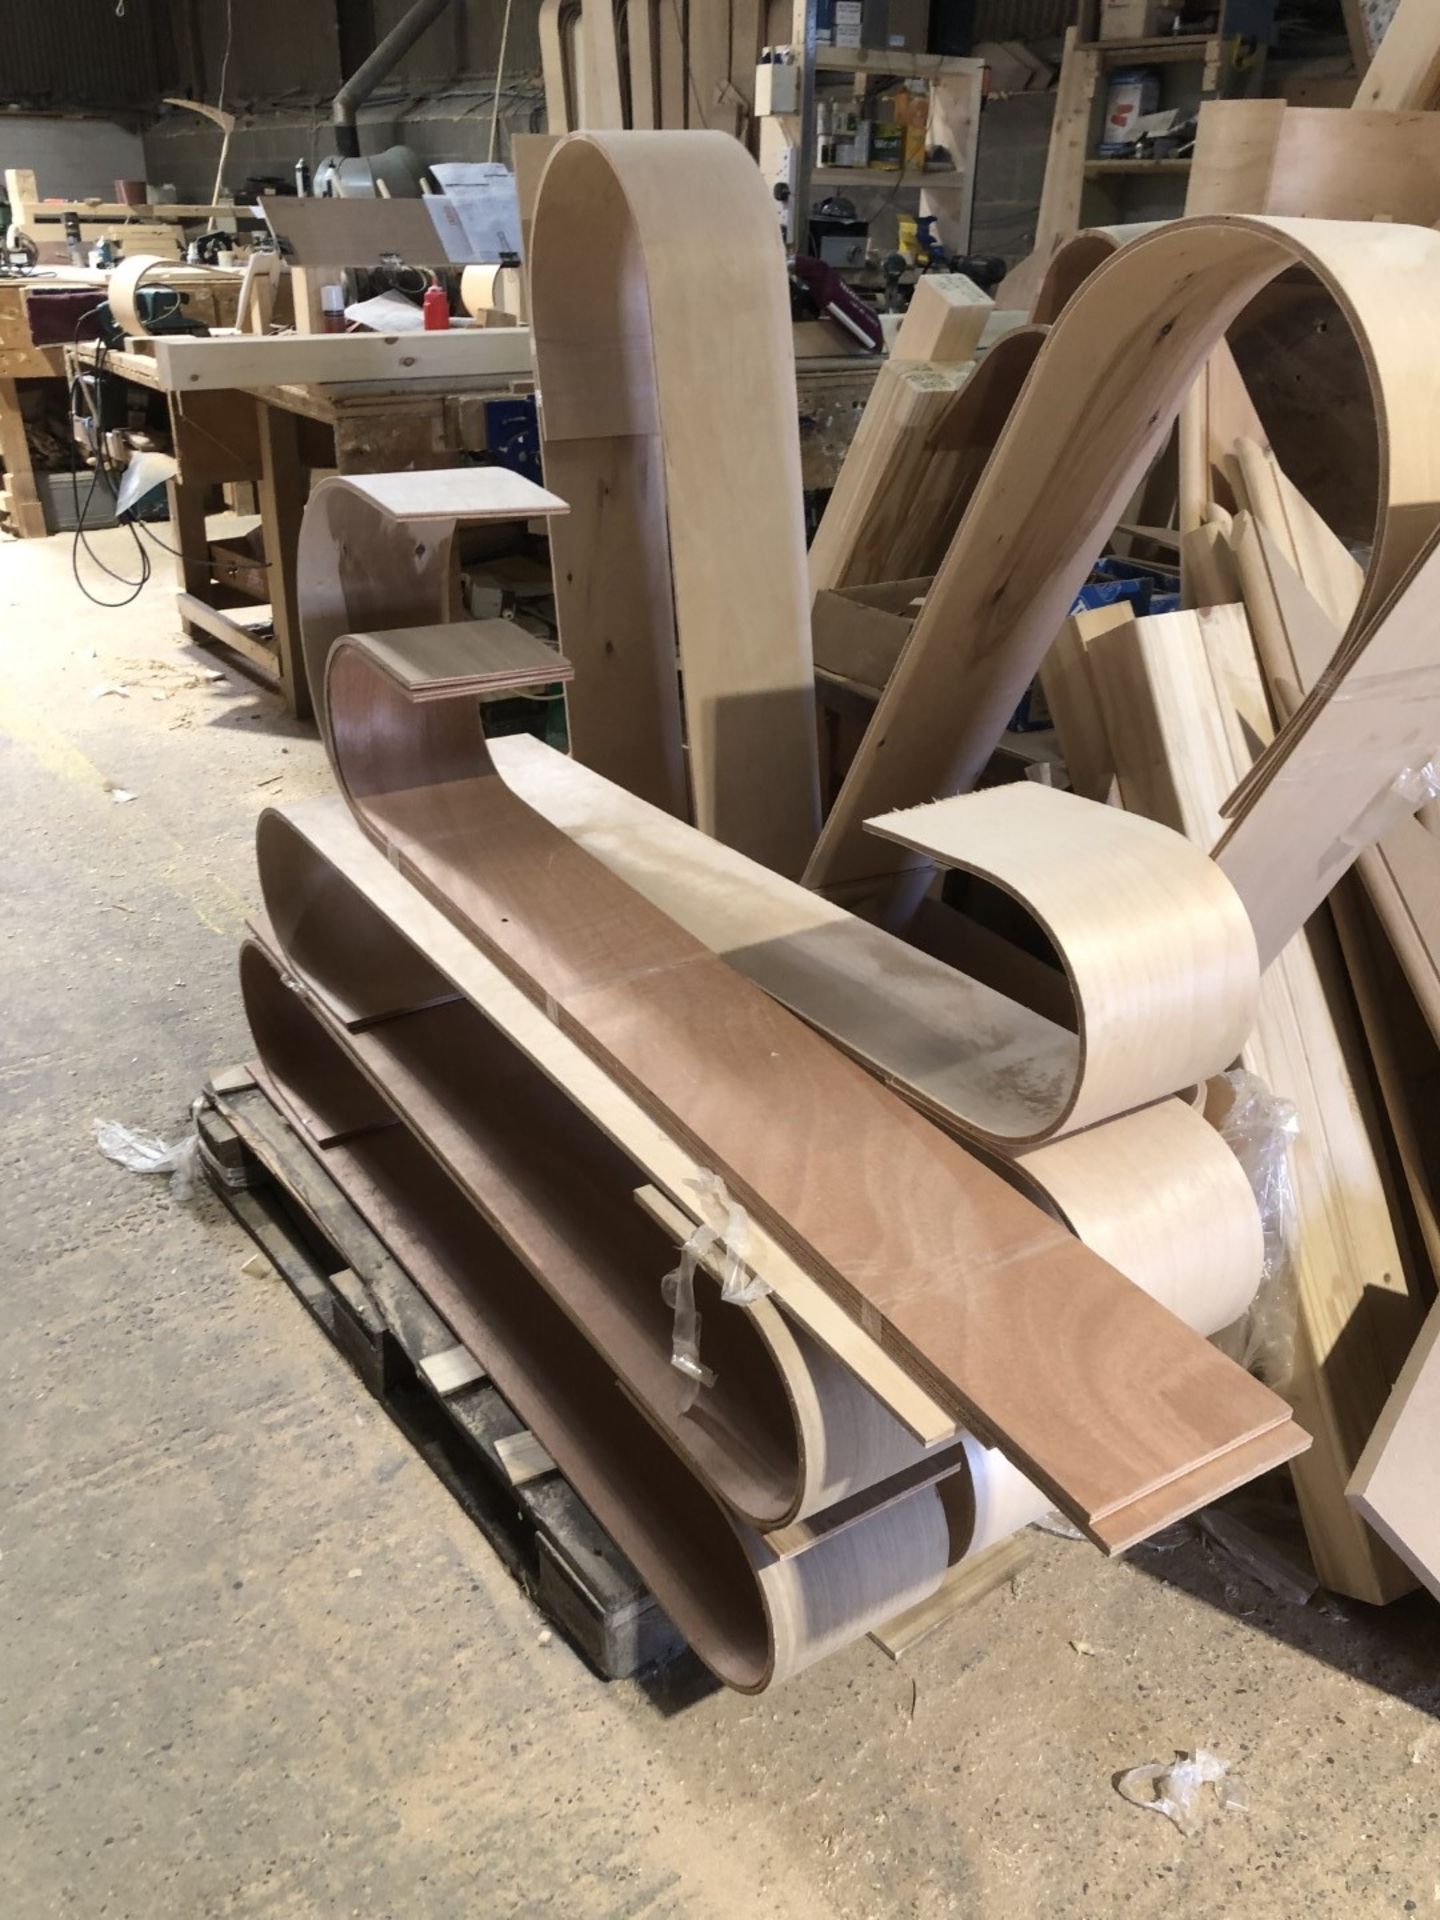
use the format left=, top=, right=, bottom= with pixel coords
left=804, top=215, right=1440, bottom=916
left=530, top=131, right=821, bottom=877
left=864, top=783, right=1259, bottom=1140
left=238, top=938, right=952, bottom=1690
left=317, top=626, right=1307, bottom=1548
left=489, top=733, right=1265, bottom=1339
left=254, top=804, right=949, bottom=1532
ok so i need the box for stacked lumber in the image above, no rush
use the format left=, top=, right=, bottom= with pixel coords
left=540, top=0, right=762, bottom=138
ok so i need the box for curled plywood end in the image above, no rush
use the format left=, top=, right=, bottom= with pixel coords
left=865, top=783, right=1259, bottom=1140
left=295, top=470, right=566, bottom=727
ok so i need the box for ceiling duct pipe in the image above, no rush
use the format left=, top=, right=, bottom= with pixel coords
left=332, top=0, right=458, bottom=158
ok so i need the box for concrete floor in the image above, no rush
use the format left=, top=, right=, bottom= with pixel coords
left=2, top=525, right=1438, bottom=1920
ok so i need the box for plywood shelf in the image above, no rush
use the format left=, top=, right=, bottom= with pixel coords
left=813, top=46, right=986, bottom=76
left=1084, top=156, right=1194, bottom=174
left=812, top=165, right=965, bottom=187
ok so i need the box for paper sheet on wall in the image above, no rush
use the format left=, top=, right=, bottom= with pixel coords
left=431, top=163, right=522, bottom=262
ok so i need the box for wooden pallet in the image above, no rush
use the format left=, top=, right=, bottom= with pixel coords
left=198, top=1068, right=686, bottom=1681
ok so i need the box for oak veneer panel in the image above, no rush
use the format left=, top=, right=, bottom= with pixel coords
left=239, top=944, right=951, bottom=1691
left=354, top=622, right=572, bottom=699
left=803, top=216, right=1440, bottom=916
left=322, top=634, right=1305, bottom=1546
left=492, top=732, right=1263, bottom=1333
left=530, top=132, right=820, bottom=876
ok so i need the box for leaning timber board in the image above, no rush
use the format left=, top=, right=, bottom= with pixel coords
left=319, top=630, right=1307, bottom=1552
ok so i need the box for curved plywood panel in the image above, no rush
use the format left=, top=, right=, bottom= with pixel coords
left=295, top=470, right=568, bottom=731
left=239, top=939, right=951, bottom=1689
left=530, top=131, right=821, bottom=876
left=804, top=216, right=1440, bottom=915
left=316, top=627, right=1304, bottom=1550
left=255, top=806, right=945, bottom=1530
left=866, top=783, right=1258, bottom=1139
left=1030, top=223, right=1165, bottom=326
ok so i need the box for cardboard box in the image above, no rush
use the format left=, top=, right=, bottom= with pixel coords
left=812, top=578, right=931, bottom=693
left=862, top=0, right=930, bottom=51
left=1097, top=0, right=1178, bottom=41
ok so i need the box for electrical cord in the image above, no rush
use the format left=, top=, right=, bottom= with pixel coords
left=69, top=314, right=184, bottom=604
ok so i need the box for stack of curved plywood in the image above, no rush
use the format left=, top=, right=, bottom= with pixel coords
left=230, top=379, right=1317, bottom=1686
left=232, top=128, right=1440, bottom=1670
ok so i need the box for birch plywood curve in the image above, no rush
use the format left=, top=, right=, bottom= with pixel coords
left=238, top=941, right=951, bottom=1690
left=1030, top=223, right=1165, bottom=326
left=530, top=131, right=821, bottom=876
left=489, top=733, right=1264, bottom=1328
left=865, top=784, right=1259, bottom=1139
left=295, top=472, right=568, bottom=726
left=253, top=810, right=940, bottom=1531
left=320, top=631, right=1306, bottom=1548
left=804, top=216, right=1440, bottom=914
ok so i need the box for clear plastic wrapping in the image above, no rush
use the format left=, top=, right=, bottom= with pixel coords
left=1214, top=1068, right=1300, bottom=1392
left=661, top=1171, right=771, bottom=1406
left=93, top=1104, right=203, bottom=1203
left=1116, top=1749, right=1245, bottom=1835
left=1339, top=756, right=1440, bottom=851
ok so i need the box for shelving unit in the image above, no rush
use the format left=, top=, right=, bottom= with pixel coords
left=1027, top=5, right=1268, bottom=270
left=758, top=0, right=984, bottom=259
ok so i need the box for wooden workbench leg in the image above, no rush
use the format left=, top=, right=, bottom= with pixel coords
left=0, top=377, right=48, bottom=540
left=256, top=398, right=310, bottom=721
left=167, top=475, right=214, bottom=600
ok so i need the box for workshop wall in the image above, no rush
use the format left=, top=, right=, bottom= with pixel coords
left=0, top=117, right=147, bottom=199
left=141, top=0, right=545, bottom=200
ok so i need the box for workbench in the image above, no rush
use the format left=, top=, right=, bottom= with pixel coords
left=67, top=336, right=878, bottom=718
left=1, top=266, right=251, bottom=539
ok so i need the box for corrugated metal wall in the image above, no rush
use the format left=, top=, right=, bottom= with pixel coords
left=0, top=0, right=176, bottom=110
